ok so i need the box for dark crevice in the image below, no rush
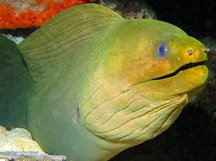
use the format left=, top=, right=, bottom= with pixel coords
left=152, top=61, right=206, bottom=80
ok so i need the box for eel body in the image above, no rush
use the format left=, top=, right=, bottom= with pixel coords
left=0, top=4, right=208, bottom=161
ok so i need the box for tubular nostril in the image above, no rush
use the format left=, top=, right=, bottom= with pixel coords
left=203, top=47, right=210, bottom=52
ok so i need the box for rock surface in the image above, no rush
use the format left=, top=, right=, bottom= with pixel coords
left=0, top=126, right=66, bottom=161
left=0, top=126, right=43, bottom=152
left=99, top=0, right=156, bottom=19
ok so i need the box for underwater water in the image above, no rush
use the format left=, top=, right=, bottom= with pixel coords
left=0, top=0, right=215, bottom=161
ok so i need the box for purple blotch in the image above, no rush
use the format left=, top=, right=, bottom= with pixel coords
left=76, top=107, right=80, bottom=122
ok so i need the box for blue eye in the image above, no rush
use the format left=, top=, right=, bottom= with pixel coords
left=157, top=43, right=168, bottom=58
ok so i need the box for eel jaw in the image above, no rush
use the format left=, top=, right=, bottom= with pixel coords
left=151, top=61, right=207, bottom=80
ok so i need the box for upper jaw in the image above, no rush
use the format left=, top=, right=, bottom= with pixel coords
left=151, top=60, right=207, bottom=81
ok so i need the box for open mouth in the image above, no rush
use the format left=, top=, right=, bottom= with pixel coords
left=152, top=61, right=206, bottom=80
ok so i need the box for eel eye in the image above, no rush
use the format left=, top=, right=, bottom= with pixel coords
left=157, top=43, right=168, bottom=59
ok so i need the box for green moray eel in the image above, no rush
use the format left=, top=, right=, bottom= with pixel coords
left=0, top=3, right=209, bottom=161
left=0, top=35, right=32, bottom=128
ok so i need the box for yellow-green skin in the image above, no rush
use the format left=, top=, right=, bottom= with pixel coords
left=2, top=4, right=208, bottom=161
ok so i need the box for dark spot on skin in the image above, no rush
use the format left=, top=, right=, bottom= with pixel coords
left=76, top=107, right=80, bottom=122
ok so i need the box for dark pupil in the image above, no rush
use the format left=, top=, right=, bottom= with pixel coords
left=158, top=44, right=167, bottom=57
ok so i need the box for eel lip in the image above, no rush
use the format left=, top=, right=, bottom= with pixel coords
left=152, top=61, right=207, bottom=80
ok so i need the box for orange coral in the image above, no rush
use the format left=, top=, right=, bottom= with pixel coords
left=0, top=0, right=97, bottom=29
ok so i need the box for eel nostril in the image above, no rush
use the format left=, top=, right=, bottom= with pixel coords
left=203, top=47, right=210, bottom=52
